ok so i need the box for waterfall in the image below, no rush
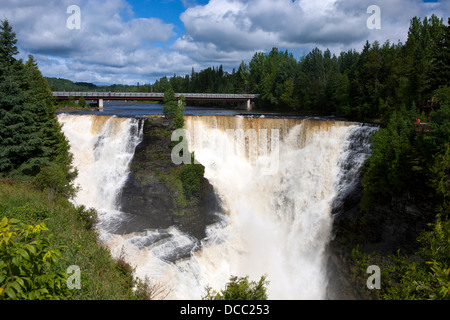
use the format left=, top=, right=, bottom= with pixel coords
left=57, top=114, right=144, bottom=238
left=57, top=114, right=376, bottom=300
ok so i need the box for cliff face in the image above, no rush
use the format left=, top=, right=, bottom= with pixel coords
left=326, top=170, right=437, bottom=299
left=118, top=117, right=222, bottom=240
left=331, top=182, right=436, bottom=255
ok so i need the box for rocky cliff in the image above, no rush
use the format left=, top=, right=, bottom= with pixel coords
left=118, top=117, right=222, bottom=240
left=326, top=168, right=437, bottom=299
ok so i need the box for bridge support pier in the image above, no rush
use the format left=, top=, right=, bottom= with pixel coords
left=238, top=99, right=253, bottom=111
left=246, top=99, right=252, bottom=111
left=98, top=99, right=104, bottom=111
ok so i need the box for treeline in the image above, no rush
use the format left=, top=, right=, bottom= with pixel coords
left=155, top=15, right=449, bottom=120
left=48, top=15, right=449, bottom=121
left=342, top=16, right=450, bottom=300
left=46, top=77, right=140, bottom=93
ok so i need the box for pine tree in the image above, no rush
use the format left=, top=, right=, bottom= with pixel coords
left=430, top=17, right=450, bottom=90
left=0, top=20, right=29, bottom=174
left=0, top=20, right=76, bottom=193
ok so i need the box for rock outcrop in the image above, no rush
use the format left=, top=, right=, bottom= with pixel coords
left=118, top=117, right=222, bottom=240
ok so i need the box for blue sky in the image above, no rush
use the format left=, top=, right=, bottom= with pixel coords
left=125, top=0, right=185, bottom=34
left=2, top=0, right=448, bottom=86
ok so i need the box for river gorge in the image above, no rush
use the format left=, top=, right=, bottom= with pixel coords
left=57, top=112, right=377, bottom=299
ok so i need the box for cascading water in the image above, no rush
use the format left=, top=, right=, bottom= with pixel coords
left=57, top=113, right=376, bottom=300
left=57, top=114, right=144, bottom=240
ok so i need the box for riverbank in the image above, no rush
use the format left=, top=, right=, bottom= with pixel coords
left=0, top=178, right=152, bottom=299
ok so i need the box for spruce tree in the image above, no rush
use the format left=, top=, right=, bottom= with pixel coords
left=0, top=20, right=76, bottom=195
left=0, top=20, right=29, bottom=174
left=430, top=17, right=450, bottom=90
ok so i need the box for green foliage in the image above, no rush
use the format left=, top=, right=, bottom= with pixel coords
left=179, top=153, right=205, bottom=199
left=351, top=214, right=449, bottom=300
left=202, top=275, right=269, bottom=300
left=163, top=89, right=185, bottom=129
left=2, top=202, right=52, bottom=224
left=74, top=205, right=98, bottom=231
left=362, top=85, right=450, bottom=208
left=362, top=108, right=415, bottom=198
left=0, top=20, right=77, bottom=191
left=78, top=96, right=86, bottom=108
left=430, top=142, right=450, bottom=217
left=427, top=86, right=450, bottom=152
left=0, top=180, right=147, bottom=300
left=33, top=164, right=78, bottom=202
left=0, top=217, right=71, bottom=300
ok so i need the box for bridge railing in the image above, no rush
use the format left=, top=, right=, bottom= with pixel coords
left=52, top=91, right=166, bottom=98
left=175, top=93, right=259, bottom=99
left=52, top=92, right=260, bottom=99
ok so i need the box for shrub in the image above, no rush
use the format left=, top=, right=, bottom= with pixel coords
left=179, top=153, right=205, bottom=199
left=134, top=276, right=171, bottom=300
left=78, top=96, right=86, bottom=108
left=74, top=205, right=98, bottom=230
left=33, top=164, right=77, bottom=202
left=0, top=217, right=71, bottom=300
left=163, top=89, right=185, bottom=129
left=203, top=275, right=269, bottom=300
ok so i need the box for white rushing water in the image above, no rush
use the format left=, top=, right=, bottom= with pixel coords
left=58, top=114, right=375, bottom=300
left=57, top=114, right=144, bottom=235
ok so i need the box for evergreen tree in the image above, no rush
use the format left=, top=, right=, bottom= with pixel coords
left=0, top=20, right=29, bottom=175
left=0, top=19, right=24, bottom=112
left=430, top=17, right=450, bottom=90
left=0, top=20, right=76, bottom=197
left=163, top=88, right=185, bottom=129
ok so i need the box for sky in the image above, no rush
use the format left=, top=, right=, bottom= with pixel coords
left=1, top=0, right=448, bottom=86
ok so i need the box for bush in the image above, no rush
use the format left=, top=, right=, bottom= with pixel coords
left=33, top=164, right=77, bottom=202
left=163, top=89, right=185, bottom=129
left=78, top=96, right=86, bottom=108
left=74, top=205, right=97, bottom=230
left=350, top=214, right=450, bottom=300
left=202, top=275, right=269, bottom=300
left=179, top=153, right=205, bottom=199
left=134, top=276, right=171, bottom=300
left=0, top=217, right=71, bottom=300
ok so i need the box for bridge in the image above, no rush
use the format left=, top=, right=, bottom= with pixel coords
left=52, top=91, right=260, bottom=111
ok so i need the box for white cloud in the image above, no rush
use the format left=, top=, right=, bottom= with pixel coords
left=173, top=0, right=448, bottom=73
left=2, top=0, right=184, bottom=84
left=176, top=0, right=371, bottom=55
left=1, top=0, right=447, bottom=85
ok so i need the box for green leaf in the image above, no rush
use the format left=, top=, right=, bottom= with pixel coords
left=0, top=217, right=8, bottom=228
left=4, top=287, right=16, bottom=299
left=9, top=281, right=22, bottom=293
left=17, top=248, right=30, bottom=260
left=24, top=243, right=36, bottom=255
left=15, top=277, right=25, bottom=289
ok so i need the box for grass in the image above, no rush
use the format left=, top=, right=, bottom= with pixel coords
left=0, top=178, right=144, bottom=300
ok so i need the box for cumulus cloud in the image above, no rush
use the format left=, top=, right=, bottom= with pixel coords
left=174, top=0, right=448, bottom=64
left=175, top=0, right=369, bottom=54
left=1, top=0, right=186, bottom=84
left=1, top=0, right=447, bottom=84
